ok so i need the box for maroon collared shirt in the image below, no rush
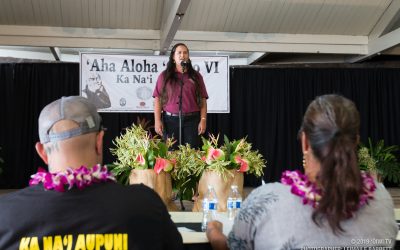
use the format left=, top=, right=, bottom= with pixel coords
left=153, top=70, right=208, bottom=114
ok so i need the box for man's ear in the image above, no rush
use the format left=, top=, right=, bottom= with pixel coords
left=95, top=130, right=104, bottom=156
left=35, top=142, right=48, bottom=164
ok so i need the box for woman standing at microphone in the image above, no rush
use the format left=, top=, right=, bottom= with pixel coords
left=153, top=43, right=208, bottom=149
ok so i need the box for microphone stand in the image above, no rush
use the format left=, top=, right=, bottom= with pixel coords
left=178, top=65, right=185, bottom=147
left=178, top=63, right=185, bottom=211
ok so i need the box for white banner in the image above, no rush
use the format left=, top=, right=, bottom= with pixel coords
left=80, top=53, right=229, bottom=113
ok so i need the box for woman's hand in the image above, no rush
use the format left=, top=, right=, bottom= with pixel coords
left=155, top=120, right=164, bottom=136
left=198, top=118, right=206, bottom=135
left=206, top=221, right=228, bottom=250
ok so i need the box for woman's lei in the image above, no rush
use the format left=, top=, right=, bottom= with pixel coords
left=281, top=170, right=376, bottom=210
left=29, top=165, right=116, bottom=192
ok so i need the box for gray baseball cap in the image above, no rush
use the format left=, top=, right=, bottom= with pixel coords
left=38, top=96, right=103, bottom=143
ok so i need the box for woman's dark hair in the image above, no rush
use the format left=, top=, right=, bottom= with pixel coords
left=160, top=43, right=201, bottom=107
left=300, top=94, right=362, bottom=234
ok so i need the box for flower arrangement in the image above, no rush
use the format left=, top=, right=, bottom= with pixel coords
left=109, top=126, right=268, bottom=204
left=201, top=134, right=266, bottom=178
left=110, top=123, right=175, bottom=184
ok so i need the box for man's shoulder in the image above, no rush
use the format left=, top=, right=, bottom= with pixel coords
left=247, top=182, right=289, bottom=198
left=0, top=183, right=159, bottom=203
left=95, top=182, right=162, bottom=202
left=0, top=186, right=43, bottom=216
left=0, top=186, right=39, bottom=199
left=99, top=181, right=155, bottom=192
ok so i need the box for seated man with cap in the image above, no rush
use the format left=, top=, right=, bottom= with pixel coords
left=0, top=96, right=183, bottom=250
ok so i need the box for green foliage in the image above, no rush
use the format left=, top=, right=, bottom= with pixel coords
left=358, top=138, right=400, bottom=184
left=223, top=135, right=266, bottom=177
left=170, top=145, right=206, bottom=200
left=201, top=134, right=266, bottom=179
left=107, top=164, right=130, bottom=185
left=109, top=123, right=174, bottom=184
left=358, top=147, right=376, bottom=171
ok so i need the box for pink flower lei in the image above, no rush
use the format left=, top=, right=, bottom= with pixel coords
left=281, top=170, right=376, bottom=210
left=29, top=165, right=116, bottom=192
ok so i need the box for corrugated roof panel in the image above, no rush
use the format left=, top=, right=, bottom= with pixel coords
left=11, top=0, right=35, bottom=25
left=257, top=0, right=287, bottom=33
left=80, top=0, right=90, bottom=27
left=0, top=0, right=14, bottom=24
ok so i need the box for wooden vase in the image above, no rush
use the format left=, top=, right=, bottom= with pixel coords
left=193, top=169, right=244, bottom=212
left=129, top=169, right=177, bottom=211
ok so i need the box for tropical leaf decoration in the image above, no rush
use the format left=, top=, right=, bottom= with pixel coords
left=201, top=134, right=232, bottom=177
left=358, top=138, right=400, bottom=184
left=170, top=144, right=206, bottom=200
left=110, top=123, right=175, bottom=184
left=200, top=133, right=266, bottom=179
left=222, top=135, right=266, bottom=177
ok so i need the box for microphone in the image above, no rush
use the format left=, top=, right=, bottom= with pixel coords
left=180, top=61, right=188, bottom=68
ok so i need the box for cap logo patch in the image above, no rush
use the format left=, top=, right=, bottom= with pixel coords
left=86, top=116, right=95, bottom=128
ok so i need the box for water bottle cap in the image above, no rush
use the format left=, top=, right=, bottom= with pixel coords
left=231, top=185, right=238, bottom=189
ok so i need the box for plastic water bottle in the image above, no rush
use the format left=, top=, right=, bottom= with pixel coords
left=201, top=185, right=218, bottom=232
left=227, top=185, right=242, bottom=220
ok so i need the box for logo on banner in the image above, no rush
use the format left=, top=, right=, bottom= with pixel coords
left=120, top=98, right=126, bottom=107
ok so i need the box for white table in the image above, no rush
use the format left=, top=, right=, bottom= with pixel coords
left=171, top=209, right=400, bottom=243
left=169, top=212, right=234, bottom=244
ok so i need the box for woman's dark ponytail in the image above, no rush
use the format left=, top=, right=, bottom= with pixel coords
left=302, top=94, right=362, bottom=234
left=312, top=135, right=362, bottom=233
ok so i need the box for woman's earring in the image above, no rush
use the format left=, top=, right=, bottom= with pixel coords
left=303, top=152, right=307, bottom=169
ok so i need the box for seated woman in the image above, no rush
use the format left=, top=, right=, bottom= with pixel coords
left=206, top=94, right=398, bottom=249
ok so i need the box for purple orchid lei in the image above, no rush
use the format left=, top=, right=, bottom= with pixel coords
left=29, top=165, right=116, bottom=192
left=281, top=170, right=376, bottom=211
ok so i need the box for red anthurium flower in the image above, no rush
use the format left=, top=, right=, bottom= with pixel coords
left=235, top=155, right=250, bottom=172
left=205, top=147, right=225, bottom=164
left=154, top=158, right=173, bottom=174
left=135, top=153, right=146, bottom=166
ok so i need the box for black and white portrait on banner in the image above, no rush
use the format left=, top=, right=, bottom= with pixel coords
left=82, top=73, right=112, bottom=109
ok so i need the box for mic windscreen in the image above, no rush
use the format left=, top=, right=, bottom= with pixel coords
left=181, top=61, right=188, bottom=67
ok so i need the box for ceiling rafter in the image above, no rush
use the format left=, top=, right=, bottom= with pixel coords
left=348, top=27, right=400, bottom=63
left=348, top=0, right=400, bottom=63
left=0, top=0, right=397, bottom=64
left=0, top=25, right=368, bottom=55
left=159, top=0, right=191, bottom=55
left=49, top=47, right=61, bottom=61
left=368, top=0, right=400, bottom=41
left=247, top=52, right=267, bottom=65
